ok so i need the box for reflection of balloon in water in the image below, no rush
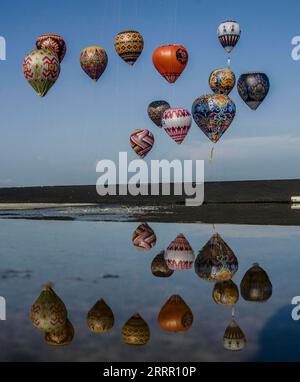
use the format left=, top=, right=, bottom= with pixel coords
left=132, top=223, right=156, bottom=250
left=36, top=34, right=67, bottom=63
left=161, top=108, right=192, bottom=144
left=80, top=46, right=108, bottom=81
left=114, top=30, right=144, bottom=65
left=152, top=45, right=188, bottom=84
left=122, top=313, right=150, bottom=346
left=237, top=73, right=270, bottom=110
left=164, top=233, right=195, bottom=270
left=209, top=68, right=236, bottom=95
left=192, top=94, right=236, bottom=143
left=45, top=319, right=74, bottom=346
left=31, top=285, right=67, bottom=332
left=195, top=233, right=238, bottom=282
left=158, top=295, right=193, bottom=333
left=217, top=20, right=241, bottom=54
left=129, top=129, right=154, bottom=159
left=240, top=263, right=272, bottom=303
left=223, top=320, right=246, bottom=351
left=23, top=49, right=60, bottom=97
left=147, top=100, right=170, bottom=128
left=87, top=298, right=114, bottom=333
left=151, top=251, right=174, bottom=278
left=212, top=280, right=239, bottom=305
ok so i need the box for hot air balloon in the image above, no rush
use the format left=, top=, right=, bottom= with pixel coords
left=129, top=129, right=154, bottom=159
left=223, top=319, right=246, bottom=351
left=87, top=298, right=114, bottom=333
left=237, top=72, right=270, bottom=110
left=151, top=251, right=174, bottom=278
left=31, top=285, right=67, bottom=332
left=217, top=20, right=241, bottom=54
left=209, top=68, right=236, bottom=95
left=152, top=45, right=188, bottom=84
left=158, top=295, right=193, bottom=333
left=240, top=263, right=272, bottom=303
left=122, top=313, right=150, bottom=345
left=161, top=108, right=192, bottom=144
left=147, top=100, right=170, bottom=127
left=164, top=233, right=194, bottom=270
left=132, top=223, right=156, bottom=250
left=192, top=94, right=236, bottom=143
left=212, top=280, right=239, bottom=306
left=80, top=46, right=108, bottom=81
left=23, top=48, right=60, bottom=97
left=45, top=319, right=74, bottom=346
left=195, top=233, right=238, bottom=282
left=114, top=30, right=144, bottom=65
left=36, top=34, right=67, bottom=63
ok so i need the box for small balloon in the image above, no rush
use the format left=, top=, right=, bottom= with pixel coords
left=132, top=223, right=156, bottom=250
left=237, top=72, right=270, bottom=110
left=122, top=313, right=150, bottom=346
left=129, top=129, right=154, bottom=159
left=152, top=45, right=188, bottom=83
left=212, top=280, right=239, bottom=305
left=223, top=319, right=246, bottom=351
left=87, top=298, right=114, bottom=333
left=36, top=34, right=66, bottom=62
left=80, top=46, right=108, bottom=81
left=147, top=100, right=170, bottom=127
left=209, top=68, right=236, bottom=95
left=158, top=295, right=193, bottom=333
left=217, top=20, right=241, bottom=54
left=164, top=233, right=194, bottom=270
left=240, top=263, right=272, bottom=302
left=161, top=108, right=192, bottom=144
left=114, top=30, right=144, bottom=65
left=151, top=251, right=174, bottom=278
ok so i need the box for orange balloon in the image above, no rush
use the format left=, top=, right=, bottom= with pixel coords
left=152, top=45, right=188, bottom=84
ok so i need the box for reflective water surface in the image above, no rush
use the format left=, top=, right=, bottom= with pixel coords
left=0, top=218, right=299, bottom=361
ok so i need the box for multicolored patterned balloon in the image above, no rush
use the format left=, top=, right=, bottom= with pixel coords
left=164, top=233, right=194, bottom=270
left=132, top=223, right=156, bottom=250
left=45, top=319, right=74, bottom=346
left=114, top=30, right=144, bottom=65
left=36, top=34, right=67, bottom=63
left=161, top=108, right=192, bottom=144
left=147, top=100, right=170, bottom=127
left=212, top=280, right=239, bottom=305
left=240, top=263, right=272, bottom=302
left=192, top=94, right=236, bottom=143
left=209, top=68, right=236, bottom=95
left=151, top=251, right=174, bottom=278
left=87, top=298, right=114, bottom=333
left=31, top=285, right=67, bottom=332
left=152, top=45, right=188, bottom=83
left=122, top=313, right=150, bottom=346
left=23, top=48, right=60, bottom=97
left=129, top=129, right=154, bottom=159
left=158, top=295, right=193, bottom=333
left=195, top=233, right=238, bottom=282
left=237, top=72, right=270, bottom=110
left=217, top=20, right=241, bottom=54
left=80, top=46, right=108, bottom=81
left=223, top=320, right=246, bottom=351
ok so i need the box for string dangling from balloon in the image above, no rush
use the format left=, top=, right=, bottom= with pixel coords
left=227, top=54, right=231, bottom=68
left=210, top=144, right=215, bottom=162
left=231, top=306, right=235, bottom=318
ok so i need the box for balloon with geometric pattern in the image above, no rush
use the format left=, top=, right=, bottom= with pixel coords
left=122, top=313, right=150, bottom=346
left=114, top=30, right=144, bottom=65
left=209, top=68, right=236, bottom=95
left=87, top=298, right=114, bottom=333
left=217, top=20, right=241, bottom=54
left=80, top=46, right=108, bottom=81
left=164, top=233, right=194, bottom=270
left=158, top=295, right=193, bottom=333
left=223, top=319, right=246, bottom=351
left=36, top=34, right=67, bottom=63
left=30, top=284, right=67, bottom=332
left=147, top=100, right=170, bottom=127
left=237, top=73, right=270, bottom=110
left=45, top=319, right=74, bottom=346
left=23, top=49, right=60, bottom=97
left=132, top=223, right=156, bottom=251
left=161, top=108, right=192, bottom=144
left=129, top=129, right=154, bottom=159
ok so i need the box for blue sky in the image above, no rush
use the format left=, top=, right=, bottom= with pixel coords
left=0, top=0, right=298, bottom=186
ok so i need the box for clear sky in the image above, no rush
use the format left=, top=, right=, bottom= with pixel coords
left=0, top=0, right=298, bottom=186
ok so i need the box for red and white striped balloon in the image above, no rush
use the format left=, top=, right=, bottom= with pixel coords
left=161, top=108, right=192, bottom=144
